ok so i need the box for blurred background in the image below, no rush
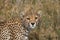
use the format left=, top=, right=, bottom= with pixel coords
left=0, top=0, right=60, bottom=40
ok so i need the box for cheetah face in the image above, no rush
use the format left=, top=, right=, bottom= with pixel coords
left=20, top=10, right=42, bottom=30
left=25, top=15, right=39, bottom=29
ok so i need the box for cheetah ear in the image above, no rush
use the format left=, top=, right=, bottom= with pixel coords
left=37, top=10, right=42, bottom=17
left=20, top=11, right=25, bottom=19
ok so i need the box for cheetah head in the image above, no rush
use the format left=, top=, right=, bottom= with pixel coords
left=20, top=10, right=42, bottom=31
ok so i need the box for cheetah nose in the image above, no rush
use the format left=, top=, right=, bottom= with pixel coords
left=31, top=23, right=35, bottom=25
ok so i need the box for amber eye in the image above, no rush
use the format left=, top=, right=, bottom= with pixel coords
left=27, top=18, right=30, bottom=20
left=35, top=17, right=38, bottom=19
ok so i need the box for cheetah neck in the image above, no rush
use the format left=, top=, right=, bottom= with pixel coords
left=23, top=28, right=29, bottom=40
left=21, top=22, right=31, bottom=40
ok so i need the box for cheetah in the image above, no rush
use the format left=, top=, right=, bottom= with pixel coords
left=0, top=7, right=42, bottom=40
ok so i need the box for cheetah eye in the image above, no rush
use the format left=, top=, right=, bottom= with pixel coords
left=27, top=18, right=30, bottom=20
left=35, top=17, right=38, bottom=19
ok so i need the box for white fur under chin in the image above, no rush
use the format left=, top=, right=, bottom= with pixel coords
left=30, top=23, right=36, bottom=29
left=25, top=37, right=28, bottom=40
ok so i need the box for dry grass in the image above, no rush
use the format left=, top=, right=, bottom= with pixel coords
left=0, top=0, right=60, bottom=40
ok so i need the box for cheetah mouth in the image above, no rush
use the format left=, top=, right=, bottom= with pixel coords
left=30, top=25, right=36, bottom=29
left=27, top=26, right=36, bottom=31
